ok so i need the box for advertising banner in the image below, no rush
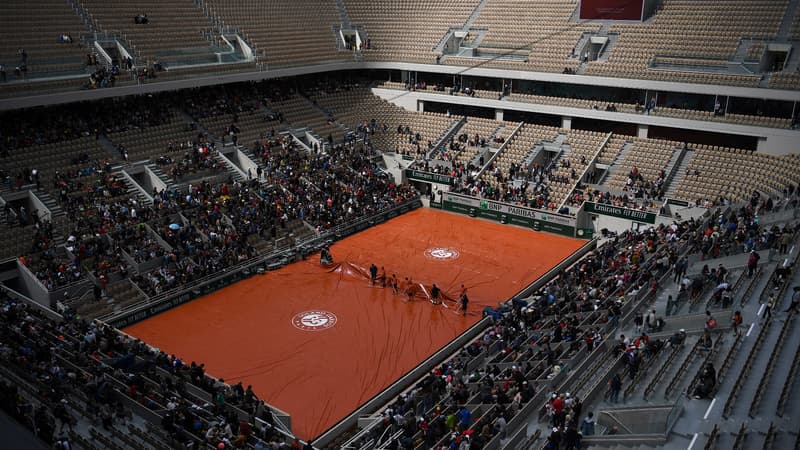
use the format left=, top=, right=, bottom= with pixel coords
left=405, top=169, right=456, bottom=186
left=583, top=201, right=657, bottom=224
left=441, top=193, right=579, bottom=237
left=579, top=0, right=644, bottom=20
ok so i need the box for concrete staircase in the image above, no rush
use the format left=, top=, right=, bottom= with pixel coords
left=117, top=169, right=152, bottom=205
left=97, top=134, right=124, bottom=161
left=463, top=0, right=491, bottom=30
left=432, top=0, right=490, bottom=53
left=660, top=145, right=686, bottom=184
left=601, top=140, right=634, bottom=185
left=427, top=117, right=467, bottom=159
left=214, top=152, right=246, bottom=183
left=32, top=189, right=65, bottom=219
left=664, top=149, right=695, bottom=199
left=144, top=163, right=178, bottom=192
left=334, top=0, right=353, bottom=29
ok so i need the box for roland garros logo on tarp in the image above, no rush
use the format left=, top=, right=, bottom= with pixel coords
left=292, top=310, right=338, bottom=331
left=424, top=247, right=460, bottom=260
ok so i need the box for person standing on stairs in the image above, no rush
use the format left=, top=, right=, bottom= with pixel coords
left=763, top=293, right=776, bottom=321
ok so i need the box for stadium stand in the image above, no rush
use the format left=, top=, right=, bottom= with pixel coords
left=200, top=0, right=345, bottom=67
left=0, top=0, right=89, bottom=78
left=78, top=0, right=219, bottom=66
left=309, top=87, right=459, bottom=156
left=1, top=0, right=800, bottom=445
left=344, top=0, right=480, bottom=64
left=584, top=0, right=790, bottom=86
left=674, top=146, right=800, bottom=205
left=446, top=0, right=597, bottom=73
left=604, top=137, right=679, bottom=194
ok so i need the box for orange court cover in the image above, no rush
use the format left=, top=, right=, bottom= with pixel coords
left=124, top=208, right=584, bottom=439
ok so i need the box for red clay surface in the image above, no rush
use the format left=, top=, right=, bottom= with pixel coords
left=124, top=208, right=584, bottom=440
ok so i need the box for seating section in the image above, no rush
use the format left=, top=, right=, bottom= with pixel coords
left=674, top=146, right=800, bottom=204
left=0, top=136, right=108, bottom=194
left=596, top=135, right=626, bottom=166
left=203, top=0, right=345, bottom=67
left=605, top=137, right=680, bottom=191
left=478, top=123, right=560, bottom=205
left=769, top=72, right=800, bottom=90
left=106, top=117, right=194, bottom=161
left=79, top=0, right=217, bottom=64
left=310, top=88, right=458, bottom=155
left=584, top=0, right=789, bottom=86
left=0, top=0, right=88, bottom=76
left=344, top=0, right=480, bottom=64
left=472, top=125, right=607, bottom=209
left=547, top=130, right=607, bottom=206
left=269, top=96, right=346, bottom=144
left=794, top=12, right=800, bottom=40
left=452, top=117, right=510, bottom=167
left=455, top=0, right=597, bottom=73
left=2, top=0, right=800, bottom=97
left=197, top=110, right=288, bottom=151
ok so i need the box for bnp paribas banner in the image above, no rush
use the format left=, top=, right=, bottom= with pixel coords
left=441, top=192, right=578, bottom=237
left=583, top=201, right=657, bottom=224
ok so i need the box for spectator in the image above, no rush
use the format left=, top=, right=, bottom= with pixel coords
left=580, top=412, right=595, bottom=436
left=608, top=373, right=622, bottom=403
left=732, top=310, right=743, bottom=335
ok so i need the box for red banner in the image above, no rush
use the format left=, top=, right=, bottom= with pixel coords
left=579, top=0, right=643, bottom=20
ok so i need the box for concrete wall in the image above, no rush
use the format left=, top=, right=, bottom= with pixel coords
left=4, top=60, right=799, bottom=113
left=15, top=260, right=54, bottom=309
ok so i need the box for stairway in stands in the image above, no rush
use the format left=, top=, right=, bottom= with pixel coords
left=145, top=163, right=178, bottom=193
left=600, top=140, right=634, bottom=186
left=663, top=148, right=695, bottom=199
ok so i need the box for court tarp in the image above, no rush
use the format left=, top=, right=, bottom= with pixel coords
left=125, top=209, right=584, bottom=439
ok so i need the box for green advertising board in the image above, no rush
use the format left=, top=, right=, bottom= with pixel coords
left=405, top=169, right=456, bottom=186
left=583, top=201, right=657, bottom=224
left=441, top=193, right=579, bottom=238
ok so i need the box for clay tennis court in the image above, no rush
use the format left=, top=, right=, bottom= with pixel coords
left=124, top=208, right=584, bottom=440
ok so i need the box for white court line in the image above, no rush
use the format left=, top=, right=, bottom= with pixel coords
left=703, top=398, right=717, bottom=419
left=758, top=303, right=766, bottom=316
left=688, top=433, right=699, bottom=450
left=746, top=323, right=755, bottom=337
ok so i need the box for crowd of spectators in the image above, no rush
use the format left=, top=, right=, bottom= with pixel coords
left=1, top=80, right=420, bottom=302
left=2, top=154, right=796, bottom=450
left=0, top=95, right=173, bottom=152
left=0, top=291, right=302, bottom=449
left=567, top=186, right=661, bottom=211
left=349, top=212, right=707, bottom=450
left=450, top=157, right=560, bottom=211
